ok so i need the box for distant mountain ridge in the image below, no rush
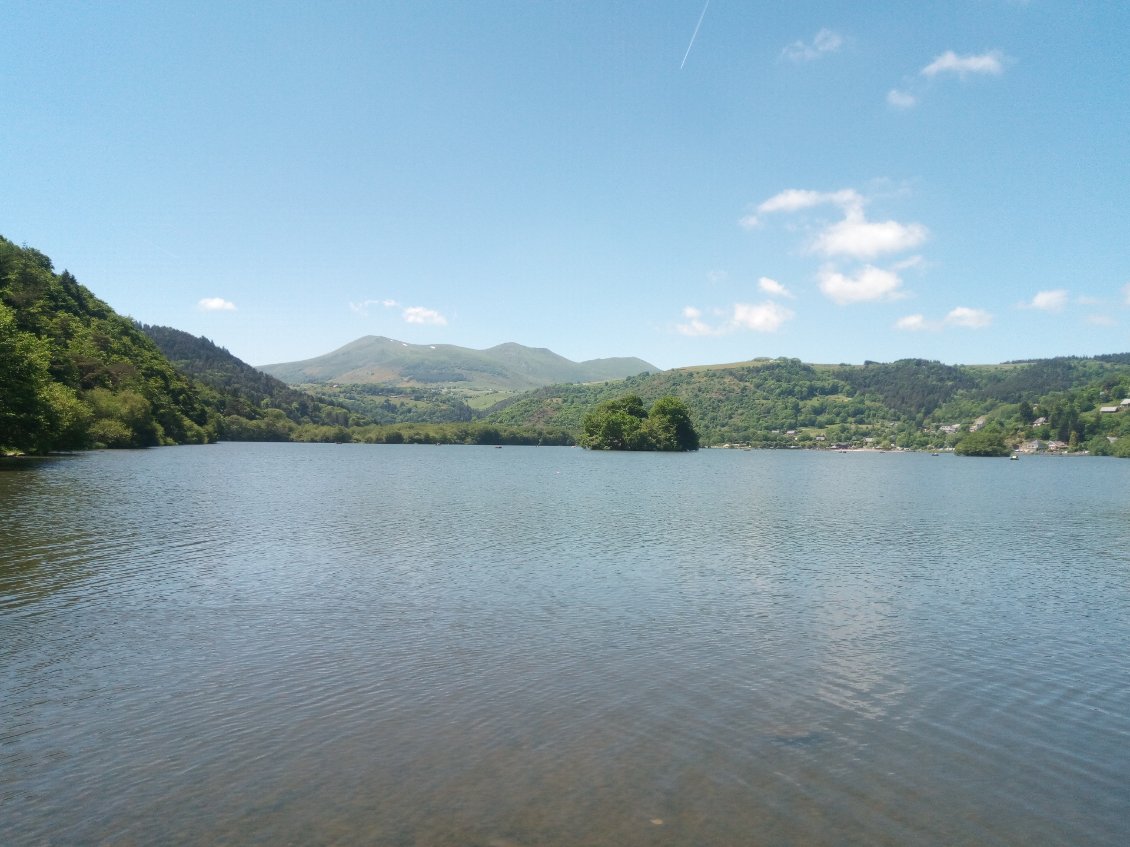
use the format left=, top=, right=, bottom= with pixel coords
left=259, top=336, right=657, bottom=391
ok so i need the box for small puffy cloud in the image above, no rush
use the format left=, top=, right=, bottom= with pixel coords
left=676, top=306, right=716, bottom=337
left=894, top=313, right=929, bottom=331
left=1123, top=282, right=1130, bottom=305
left=1087, top=314, right=1116, bottom=327
left=818, top=265, right=904, bottom=305
left=812, top=211, right=928, bottom=259
left=921, top=50, right=1004, bottom=79
left=677, top=302, right=793, bottom=336
left=707, top=270, right=729, bottom=284
left=758, top=276, right=794, bottom=298
left=198, top=297, right=236, bottom=312
left=738, top=214, right=760, bottom=230
left=403, top=306, right=447, bottom=326
left=944, top=306, right=992, bottom=328
left=731, top=301, right=794, bottom=332
left=1023, top=289, right=1069, bottom=312
left=782, top=28, right=843, bottom=62
left=887, top=88, right=917, bottom=109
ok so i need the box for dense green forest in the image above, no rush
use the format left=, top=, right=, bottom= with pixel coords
left=1, top=237, right=214, bottom=452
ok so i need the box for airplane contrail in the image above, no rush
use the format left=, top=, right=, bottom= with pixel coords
left=680, top=0, right=711, bottom=70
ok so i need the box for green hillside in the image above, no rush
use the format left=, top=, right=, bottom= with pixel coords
left=1, top=236, right=214, bottom=452
left=140, top=325, right=374, bottom=441
left=484, top=356, right=1130, bottom=454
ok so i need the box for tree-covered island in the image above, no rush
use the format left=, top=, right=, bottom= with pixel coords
left=580, top=395, right=700, bottom=451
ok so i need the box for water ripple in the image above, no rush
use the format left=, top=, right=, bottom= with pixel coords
left=2, top=446, right=1129, bottom=845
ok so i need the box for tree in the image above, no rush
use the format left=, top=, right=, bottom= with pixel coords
left=644, top=396, right=700, bottom=451
left=580, top=394, right=699, bottom=451
left=954, top=428, right=1011, bottom=457
left=0, top=302, right=54, bottom=452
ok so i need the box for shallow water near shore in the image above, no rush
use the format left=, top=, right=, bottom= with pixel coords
left=2, top=443, right=1129, bottom=845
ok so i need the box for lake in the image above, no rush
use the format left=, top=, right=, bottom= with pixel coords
left=2, top=443, right=1129, bottom=846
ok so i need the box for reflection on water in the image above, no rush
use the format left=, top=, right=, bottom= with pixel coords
left=2, top=444, right=1129, bottom=845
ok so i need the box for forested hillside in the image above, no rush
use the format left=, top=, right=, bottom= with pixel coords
left=1, top=237, right=376, bottom=454
left=141, top=325, right=373, bottom=441
left=1, top=237, right=213, bottom=452
left=484, top=356, right=1130, bottom=454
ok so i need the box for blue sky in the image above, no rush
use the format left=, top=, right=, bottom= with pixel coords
left=3, top=1, right=1128, bottom=370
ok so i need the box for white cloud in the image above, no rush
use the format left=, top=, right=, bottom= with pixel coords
left=812, top=210, right=928, bottom=259
left=895, top=307, right=992, bottom=331
left=894, top=314, right=929, bottom=331
left=1024, top=289, right=1069, bottom=312
left=818, top=265, right=905, bottom=305
left=403, top=306, right=447, bottom=326
left=887, top=88, right=917, bottom=109
left=921, top=50, right=1004, bottom=78
left=1088, top=314, right=1116, bottom=327
left=944, top=306, right=992, bottom=328
left=758, top=188, right=861, bottom=215
left=349, top=298, right=400, bottom=316
left=731, top=301, right=794, bottom=332
left=1123, top=282, right=1130, bottom=306
left=198, top=297, right=236, bottom=312
left=782, top=28, right=843, bottom=62
left=677, top=302, right=794, bottom=336
left=738, top=214, right=760, bottom=230
left=676, top=306, right=716, bottom=336
left=707, top=270, right=729, bottom=284
left=754, top=187, right=926, bottom=260
left=758, top=276, right=794, bottom=298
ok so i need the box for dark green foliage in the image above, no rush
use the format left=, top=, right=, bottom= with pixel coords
left=644, top=396, right=700, bottom=451
left=580, top=395, right=699, bottom=451
left=836, top=359, right=974, bottom=417
left=954, top=429, right=1011, bottom=457
left=1, top=236, right=213, bottom=453
left=349, top=422, right=574, bottom=446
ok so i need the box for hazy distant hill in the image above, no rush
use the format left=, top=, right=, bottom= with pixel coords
left=259, top=336, right=657, bottom=391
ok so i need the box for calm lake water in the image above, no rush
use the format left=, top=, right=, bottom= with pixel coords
left=2, top=443, right=1129, bottom=846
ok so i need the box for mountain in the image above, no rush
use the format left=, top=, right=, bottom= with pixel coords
left=259, top=336, right=657, bottom=392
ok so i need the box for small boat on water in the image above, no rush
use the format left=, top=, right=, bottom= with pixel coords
left=1010, top=453, right=1019, bottom=460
